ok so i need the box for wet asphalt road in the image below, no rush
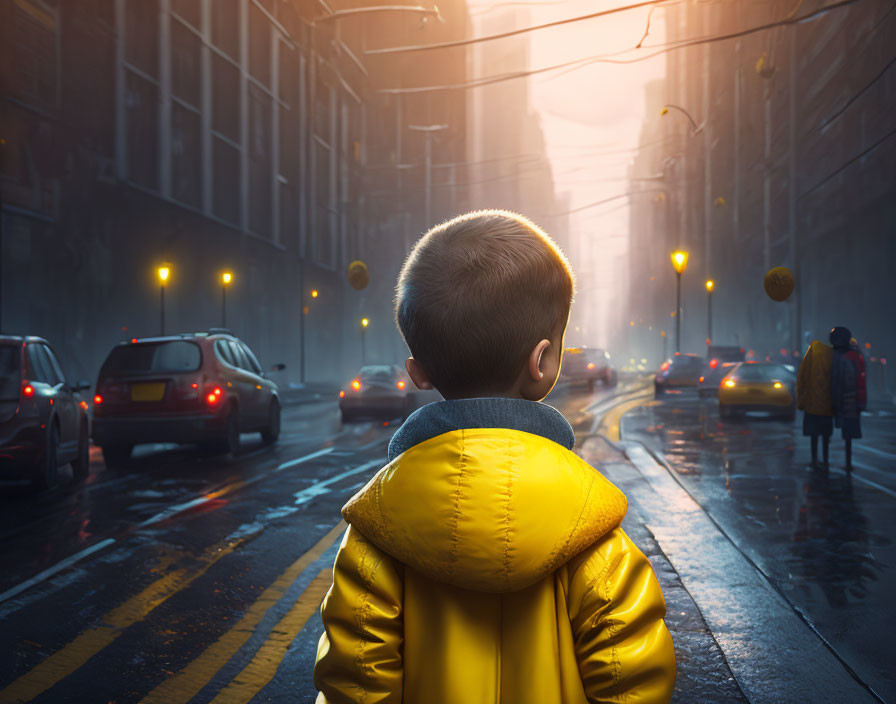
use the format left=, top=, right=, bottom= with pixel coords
left=2, top=380, right=893, bottom=703
left=622, top=389, right=896, bottom=703
left=0, top=381, right=630, bottom=704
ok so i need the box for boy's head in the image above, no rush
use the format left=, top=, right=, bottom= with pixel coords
left=395, top=210, right=575, bottom=400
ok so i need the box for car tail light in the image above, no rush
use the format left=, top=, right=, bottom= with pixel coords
left=773, top=382, right=783, bottom=389
left=339, top=390, right=345, bottom=398
left=351, top=379, right=361, bottom=391
left=396, top=381, right=406, bottom=390
left=699, top=376, right=705, bottom=383
left=22, top=383, right=35, bottom=398
left=80, top=401, right=89, bottom=410
left=586, top=362, right=595, bottom=370
left=724, top=379, right=735, bottom=388
left=94, top=394, right=103, bottom=405
left=709, top=358, right=719, bottom=369
left=660, top=362, right=670, bottom=371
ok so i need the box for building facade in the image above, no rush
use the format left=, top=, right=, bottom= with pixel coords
left=1, top=0, right=471, bottom=384
left=628, top=0, right=895, bottom=392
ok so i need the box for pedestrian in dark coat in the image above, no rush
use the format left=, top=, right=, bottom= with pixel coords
left=830, top=326, right=866, bottom=471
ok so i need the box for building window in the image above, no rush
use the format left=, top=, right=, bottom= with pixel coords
left=249, top=3, right=271, bottom=87
left=212, top=53, right=240, bottom=142
left=12, top=0, right=58, bottom=111
left=171, top=18, right=200, bottom=108
left=171, top=0, right=200, bottom=28
left=212, top=0, right=240, bottom=59
left=314, top=138, right=336, bottom=267
left=171, top=104, right=200, bottom=207
left=125, top=71, right=159, bottom=189
left=213, top=138, right=240, bottom=224
left=249, top=84, right=272, bottom=238
left=125, top=0, right=159, bottom=77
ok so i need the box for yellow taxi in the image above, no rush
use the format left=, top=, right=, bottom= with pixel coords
left=718, top=362, right=796, bottom=420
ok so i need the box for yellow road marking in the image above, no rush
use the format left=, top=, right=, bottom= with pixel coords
left=598, top=391, right=653, bottom=442
left=0, top=536, right=247, bottom=704
left=209, top=569, right=333, bottom=704
left=140, top=522, right=346, bottom=704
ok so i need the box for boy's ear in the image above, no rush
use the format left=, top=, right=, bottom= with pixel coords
left=528, top=339, right=552, bottom=382
left=406, top=357, right=434, bottom=390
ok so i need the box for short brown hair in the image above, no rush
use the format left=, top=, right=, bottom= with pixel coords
left=395, top=210, right=575, bottom=397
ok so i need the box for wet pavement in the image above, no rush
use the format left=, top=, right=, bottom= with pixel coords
left=622, top=389, right=896, bottom=702
left=3, top=378, right=890, bottom=702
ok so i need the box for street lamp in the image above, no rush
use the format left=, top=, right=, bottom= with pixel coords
left=221, top=271, right=233, bottom=327
left=360, top=318, right=369, bottom=365
left=670, top=250, right=689, bottom=352
left=157, top=265, right=171, bottom=335
left=705, top=279, right=714, bottom=347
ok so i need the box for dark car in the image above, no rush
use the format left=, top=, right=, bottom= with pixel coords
left=562, top=347, right=618, bottom=391
left=339, top=364, right=440, bottom=423
left=0, top=336, right=91, bottom=489
left=654, top=353, right=705, bottom=397
left=92, top=331, right=282, bottom=466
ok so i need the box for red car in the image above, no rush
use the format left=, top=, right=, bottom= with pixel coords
left=0, top=336, right=91, bottom=489
left=92, top=331, right=283, bottom=467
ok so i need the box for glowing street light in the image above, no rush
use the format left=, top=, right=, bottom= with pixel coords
left=221, top=271, right=233, bottom=327
left=360, top=318, right=369, bottom=364
left=311, top=289, right=319, bottom=298
left=705, top=279, right=714, bottom=346
left=157, top=264, right=171, bottom=335
left=670, top=250, right=689, bottom=352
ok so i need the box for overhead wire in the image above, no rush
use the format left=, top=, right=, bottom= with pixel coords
left=376, top=0, right=868, bottom=94
left=365, top=0, right=671, bottom=55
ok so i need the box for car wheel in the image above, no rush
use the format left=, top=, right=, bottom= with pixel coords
left=71, top=421, right=90, bottom=481
left=219, top=406, right=240, bottom=456
left=103, top=443, right=132, bottom=469
left=261, top=400, right=281, bottom=445
left=33, top=423, right=60, bottom=490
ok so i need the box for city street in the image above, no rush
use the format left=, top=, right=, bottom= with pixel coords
left=2, top=378, right=892, bottom=702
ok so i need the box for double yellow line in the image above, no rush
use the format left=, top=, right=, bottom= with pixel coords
left=0, top=523, right=346, bottom=704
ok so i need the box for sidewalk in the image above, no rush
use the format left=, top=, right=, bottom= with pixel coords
left=581, top=428, right=879, bottom=703
left=578, top=435, right=747, bottom=703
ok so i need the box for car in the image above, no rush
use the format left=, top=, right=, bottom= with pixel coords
left=561, top=347, right=618, bottom=391
left=717, top=362, right=796, bottom=420
left=0, top=336, right=91, bottom=489
left=339, top=364, right=439, bottom=423
left=698, top=357, right=742, bottom=398
left=92, top=330, right=283, bottom=466
left=654, top=353, right=705, bottom=396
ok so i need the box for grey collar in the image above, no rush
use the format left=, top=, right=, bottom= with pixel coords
left=387, top=397, right=575, bottom=461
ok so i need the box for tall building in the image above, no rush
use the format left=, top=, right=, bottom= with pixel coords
left=629, top=0, right=895, bottom=385
left=0, top=0, right=471, bottom=383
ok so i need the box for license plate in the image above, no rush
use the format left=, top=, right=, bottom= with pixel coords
left=131, top=382, right=166, bottom=402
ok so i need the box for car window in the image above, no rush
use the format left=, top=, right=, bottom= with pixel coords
left=735, top=364, right=790, bottom=382
left=0, top=345, right=21, bottom=398
left=238, top=341, right=263, bottom=375
left=215, top=339, right=235, bottom=366
left=43, top=345, right=66, bottom=385
left=101, top=341, right=201, bottom=374
left=228, top=340, right=250, bottom=370
left=26, top=344, right=54, bottom=384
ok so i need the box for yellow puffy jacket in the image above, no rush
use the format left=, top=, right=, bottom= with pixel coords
left=797, top=340, right=834, bottom=416
left=313, top=428, right=676, bottom=703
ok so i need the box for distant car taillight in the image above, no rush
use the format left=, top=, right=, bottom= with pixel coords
left=94, top=394, right=103, bottom=405
left=205, top=386, right=223, bottom=406
left=351, top=379, right=361, bottom=391
left=339, top=390, right=345, bottom=398
left=396, top=381, right=406, bottom=390
left=710, top=358, right=719, bottom=369
left=660, top=362, right=670, bottom=372
left=586, top=362, right=596, bottom=370
left=22, top=383, right=34, bottom=398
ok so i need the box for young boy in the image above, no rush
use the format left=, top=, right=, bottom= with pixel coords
left=314, top=210, right=676, bottom=703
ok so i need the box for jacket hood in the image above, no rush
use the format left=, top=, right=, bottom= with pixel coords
left=342, top=400, right=627, bottom=593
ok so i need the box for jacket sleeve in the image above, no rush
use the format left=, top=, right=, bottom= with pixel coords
left=796, top=347, right=811, bottom=410
left=313, top=525, right=404, bottom=704
left=567, top=528, right=676, bottom=704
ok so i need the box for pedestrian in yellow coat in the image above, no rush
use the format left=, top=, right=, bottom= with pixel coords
left=797, top=340, right=834, bottom=468
left=314, top=211, right=676, bottom=704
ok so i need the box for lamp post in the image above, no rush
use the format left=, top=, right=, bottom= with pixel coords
left=670, top=251, right=689, bottom=352
left=299, top=288, right=319, bottom=384
left=221, top=271, right=232, bottom=327
left=360, top=317, right=369, bottom=365
left=157, top=265, right=170, bottom=335
left=705, top=279, right=714, bottom=347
